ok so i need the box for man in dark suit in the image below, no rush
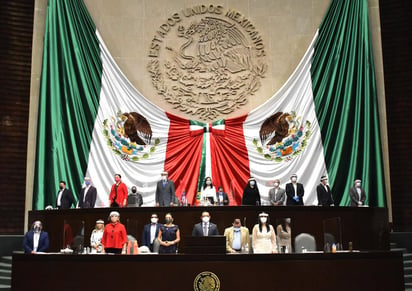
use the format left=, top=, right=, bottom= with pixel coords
left=155, top=171, right=175, bottom=207
left=316, top=175, right=334, bottom=206
left=56, top=180, right=74, bottom=209
left=78, top=177, right=97, bottom=208
left=349, top=179, right=367, bottom=206
left=192, top=211, right=219, bottom=236
left=141, top=213, right=162, bottom=252
left=23, top=220, right=49, bottom=253
left=215, top=186, right=229, bottom=206
left=285, top=174, right=304, bottom=205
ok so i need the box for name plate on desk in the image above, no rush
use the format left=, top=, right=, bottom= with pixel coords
left=183, top=235, right=226, bottom=254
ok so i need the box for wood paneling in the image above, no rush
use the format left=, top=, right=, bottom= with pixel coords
left=1, top=0, right=411, bottom=234
left=12, top=252, right=405, bottom=291
left=379, top=0, right=412, bottom=231
left=0, top=1, right=34, bottom=234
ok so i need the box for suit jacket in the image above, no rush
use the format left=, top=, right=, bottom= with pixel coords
left=349, top=186, right=366, bottom=206
left=141, top=223, right=161, bottom=251
left=268, top=187, right=286, bottom=205
left=316, top=183, right=334, bottom=206
left=192, top=222, right=219, bottom=236
left=224, top=226, right=250, bottom=253
left=56, top=188, right=75, bottom=209
left=285, top=183, right=304, bottom=205
left=78, top=185, right=97, bottom=208
left=215, top=192, right=229, bottom=206
left=23, top=230, right=49, bottom=253
left=155, top=179, right=175, bottom=207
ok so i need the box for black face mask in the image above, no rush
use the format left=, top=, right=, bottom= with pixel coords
left=132, top=188, right=137, bottom=194
left=34, top=226, right=41, bottom=233
left=59, top=186, right=64, bottom=190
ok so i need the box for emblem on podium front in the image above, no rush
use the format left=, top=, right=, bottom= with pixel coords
left=193, top=271, right=220, bottom=291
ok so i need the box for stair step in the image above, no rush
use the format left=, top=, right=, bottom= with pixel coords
left=0, top=276, right=10, bottom=285
left=391, top=247, right=407, bottom=253
left=0, top=283, right=11, bottom=290
left=405, top=274, right=412, bottom=284
left=405, top=267, right=412, bottom=275
left=0, top=263, right=10, bottom=270
left=0, top=258, right=11, bottom=263
left=0, top=271, right=10, bottom=277
left=405, top=253, right=412, bottom=259
left=405, top=260, right=412, bottom=268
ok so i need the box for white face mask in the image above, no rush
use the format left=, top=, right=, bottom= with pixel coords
left=162, top=176, right=167, bottom=182
left=355, top=182, right=361, bottom=188
left=260, top=217, right=267, bottom=223
left=151, top=218, right=158, bottom=224
left=202, top=216, right=210, bottom=223
left=274, top=182, right=279, bottom=187
left=291, top=177, right=297, bottom=182
left=250, top=181, right=255, bottom=186
left=33, top=224, right=41, bottom=233
left=206, top=181, right=211, bottom=185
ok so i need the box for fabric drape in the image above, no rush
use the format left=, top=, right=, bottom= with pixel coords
left=34, top=0, right=102, bottom=209
left=311, top=0, right=386, bottom=206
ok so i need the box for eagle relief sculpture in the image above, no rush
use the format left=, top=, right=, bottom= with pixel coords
left=254, top=111, right=311, bottom=163
left=103, top=111, right=159, bottom=162
left=148, top=16, right=266, bottom=120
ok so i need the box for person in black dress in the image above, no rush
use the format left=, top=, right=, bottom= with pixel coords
left=157, top=213, right=180, bottom=254
left=242, top=177, right=261, bottom=206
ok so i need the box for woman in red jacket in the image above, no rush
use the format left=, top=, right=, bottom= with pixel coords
left=109, top=174, right=128, bottom=207
left=101, top=211, right=127, bottom=254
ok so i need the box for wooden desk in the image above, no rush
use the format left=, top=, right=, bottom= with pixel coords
left=12, top=251, right=404, bottom=291
left=28, top=206, right=389, bottom=252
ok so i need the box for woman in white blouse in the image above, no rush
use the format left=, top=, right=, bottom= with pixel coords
left=252, top=212, right=277, bottom=254
left=90, top=219, right=105, bottom=253
left=200, top=177, right=216, bottom=206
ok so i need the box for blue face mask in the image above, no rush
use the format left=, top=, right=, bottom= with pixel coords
left=85, top=181, right=91, bottom=186
left=218, top=191, right=223, bottom=195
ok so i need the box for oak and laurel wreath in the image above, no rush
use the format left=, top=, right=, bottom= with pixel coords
left=253, top=120, right=312, bottom=163
left=103, top=118, right=160, bottom=162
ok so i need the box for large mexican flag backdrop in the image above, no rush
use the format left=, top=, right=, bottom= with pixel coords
left=33, top=0, right=386, bottom=209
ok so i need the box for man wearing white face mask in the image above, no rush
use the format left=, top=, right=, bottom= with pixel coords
left=192, top=211, right=219, bottom=236
left=269, top=179, right=286, bottom=206
left=285, top=174, right=304, bottom=206
left=78, top=177, right=97, bottom=208
left=141, top=213, right=162, bottom=252
left=349, top=179, right=367, bottom=206
left=155, top=171, right=175, bottom=207
left=23, top=220, right=49, bottom=254
left=316, top=176, right=334, bottom=206
left=224, top=218, right=250, bottom=253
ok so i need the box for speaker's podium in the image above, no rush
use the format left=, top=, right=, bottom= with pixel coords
left=183, top=235, right=226, bottom=254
